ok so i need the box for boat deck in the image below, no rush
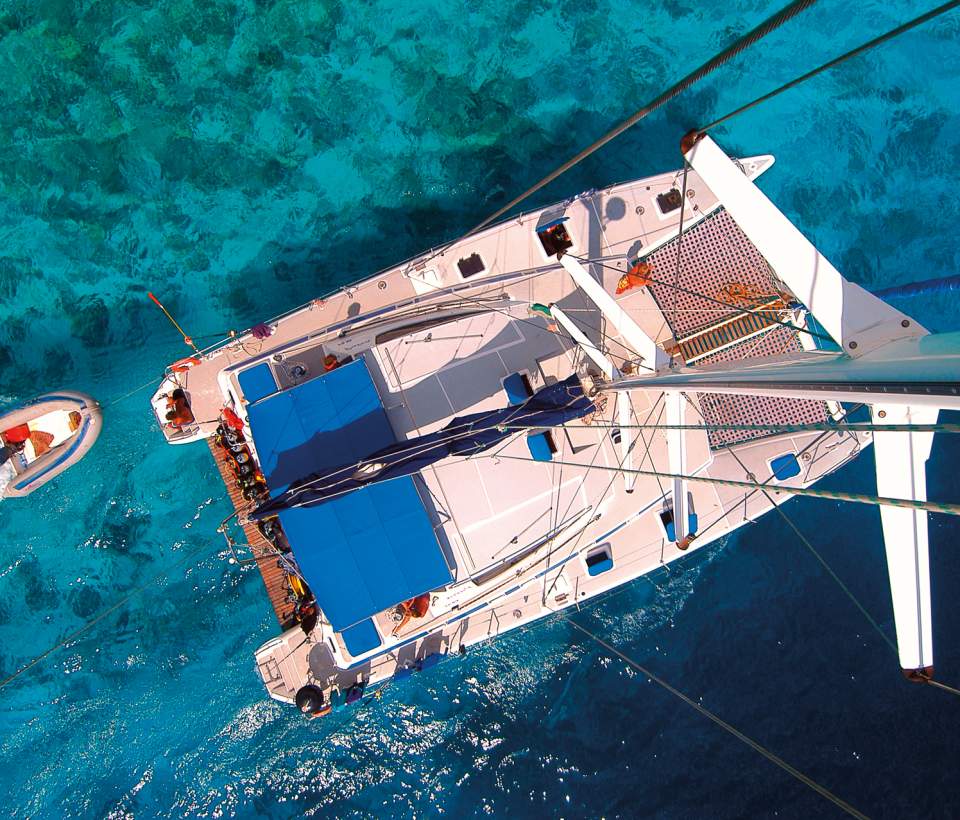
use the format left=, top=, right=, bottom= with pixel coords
left=206, top=439, right=297, bottom=629
left=155, top=154, right=878, bottom=709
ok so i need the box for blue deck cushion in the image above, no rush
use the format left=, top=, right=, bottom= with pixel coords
left=770, top=452, right=802, bottom=480
left=586, top=547, right=613, bottom=576
left=340, top=618, right=382, bottom=657
left=665, top=513, right=698, bottom=543
left=527, top=431, right=553, bottom=462
left=247, top=359, right=452, bottom=631
left=503, top=372, right=530, bottom=406
left=238, top=362, right=280, bottom=404
left=587, top=556, right=613, bottom=576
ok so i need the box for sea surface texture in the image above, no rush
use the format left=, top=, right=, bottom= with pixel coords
left=0, top=1, right=958, bottom=817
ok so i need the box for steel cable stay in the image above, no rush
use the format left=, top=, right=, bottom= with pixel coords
left=681, top=398, right=960, bottom=696
left=540, top=390, right=629, bottom=601
left=682, top=396, right=901, bottom=658
left=541, top=395, right=679, bottom=601
left=212, top=0, right=818, bottom=356
left=464, top=0, right=821, bottom=236
left=696, top=1, right=960, bottom=135
left=199, top=0, right=958, bottom=361
left=486, top=452, right=960, bottom=517
left=563, top=617, right=870, bottom=819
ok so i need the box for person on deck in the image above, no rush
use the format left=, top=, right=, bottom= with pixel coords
left=165, top=388, right=195, bottom=428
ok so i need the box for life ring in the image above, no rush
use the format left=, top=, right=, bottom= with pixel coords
left=221, top=406, right=245, bottom=431
left=171, top=356, right=201, bottom=373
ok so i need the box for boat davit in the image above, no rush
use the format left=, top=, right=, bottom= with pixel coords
left=0, top=391, right=102, bottom=498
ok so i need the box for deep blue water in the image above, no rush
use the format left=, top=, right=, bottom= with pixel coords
left=0, top=1, right=958, bottom=817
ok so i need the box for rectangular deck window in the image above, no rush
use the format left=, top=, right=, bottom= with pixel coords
left=585, top=545, right=613, bottom=576
left=457, top=253, right=486, bottom=278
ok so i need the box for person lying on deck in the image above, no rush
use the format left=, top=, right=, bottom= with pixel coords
left=165, top=388, right=195, bottom=428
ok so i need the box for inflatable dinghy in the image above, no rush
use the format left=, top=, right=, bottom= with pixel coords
left=0, top=391, right=102, bottom=498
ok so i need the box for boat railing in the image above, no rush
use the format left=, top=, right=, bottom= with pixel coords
left=187, top=179, right=656, bottom=363
left=190, top=260, right=566, bottom=366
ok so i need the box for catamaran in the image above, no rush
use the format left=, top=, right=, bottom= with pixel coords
left=150, top=132, right=957, bottom=717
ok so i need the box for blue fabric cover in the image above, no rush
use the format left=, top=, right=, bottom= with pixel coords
left=238, top=362, right=279, bottom=403
left=340, top=618, right=382, bottom=657
left=247, top=359, right=452, bottom=631
left=251, top=374, right=593, bottom=519
left=771, top=452, right=802, bottom=480
left=526, top=432, right=553, bottom=462
left=503, top=372, right=529, bottom=405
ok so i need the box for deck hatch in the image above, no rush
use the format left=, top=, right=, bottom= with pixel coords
left=457, top=252, right=486, bottom=278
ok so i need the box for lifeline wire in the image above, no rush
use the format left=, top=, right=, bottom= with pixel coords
left=490, top=453, right=960, bottom=517
left=499, top=421, right=960, bottom=435
left=565, top=617, right=869, bottom=819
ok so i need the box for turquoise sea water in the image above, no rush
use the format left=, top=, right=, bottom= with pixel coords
left=0, top=0, right=958, bottom=816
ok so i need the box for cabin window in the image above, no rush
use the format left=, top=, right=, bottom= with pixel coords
left=457, top=253, right=486, bottom=278
left=656, top=188, right=683, bottom=214
left=537, top=221, right=573, bottom=256
left=585, top=545, right=613, bottom=576
left=769, top=452, right=801, bottom=480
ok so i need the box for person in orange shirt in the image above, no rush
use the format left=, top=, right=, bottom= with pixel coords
left=165, top=388, right=195, bottom=428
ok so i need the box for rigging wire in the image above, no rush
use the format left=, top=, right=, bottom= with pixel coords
left=683, top=398, right=960, bottom=697
left=544, top=395, right=669, bottom=600
left=464, top=0, right=820, bottom=235
left=697, top=0, right=960, bottom=134
left=684, top=397, right=900, bottom=657
left=0, top=537, right=216, bottom=692
left=564, top=616, right=869, bottom=819
left=487, top=452, right=960, bottom=517
left=499, top=420, right=960, bottom=435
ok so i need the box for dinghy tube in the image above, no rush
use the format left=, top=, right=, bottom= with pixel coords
left=0, top=391, right=103, bottom=498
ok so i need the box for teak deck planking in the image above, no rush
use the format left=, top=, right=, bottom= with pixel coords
left=207, top=439, right=297, bottom=629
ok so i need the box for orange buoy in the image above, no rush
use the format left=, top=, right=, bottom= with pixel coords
left=171, top=356, right=201, bottom=373
left=222, top=406, right=244, bottom=431
left=616, top=261, right=653, bottom=295
left=323, top=354, right=339, bottom=372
